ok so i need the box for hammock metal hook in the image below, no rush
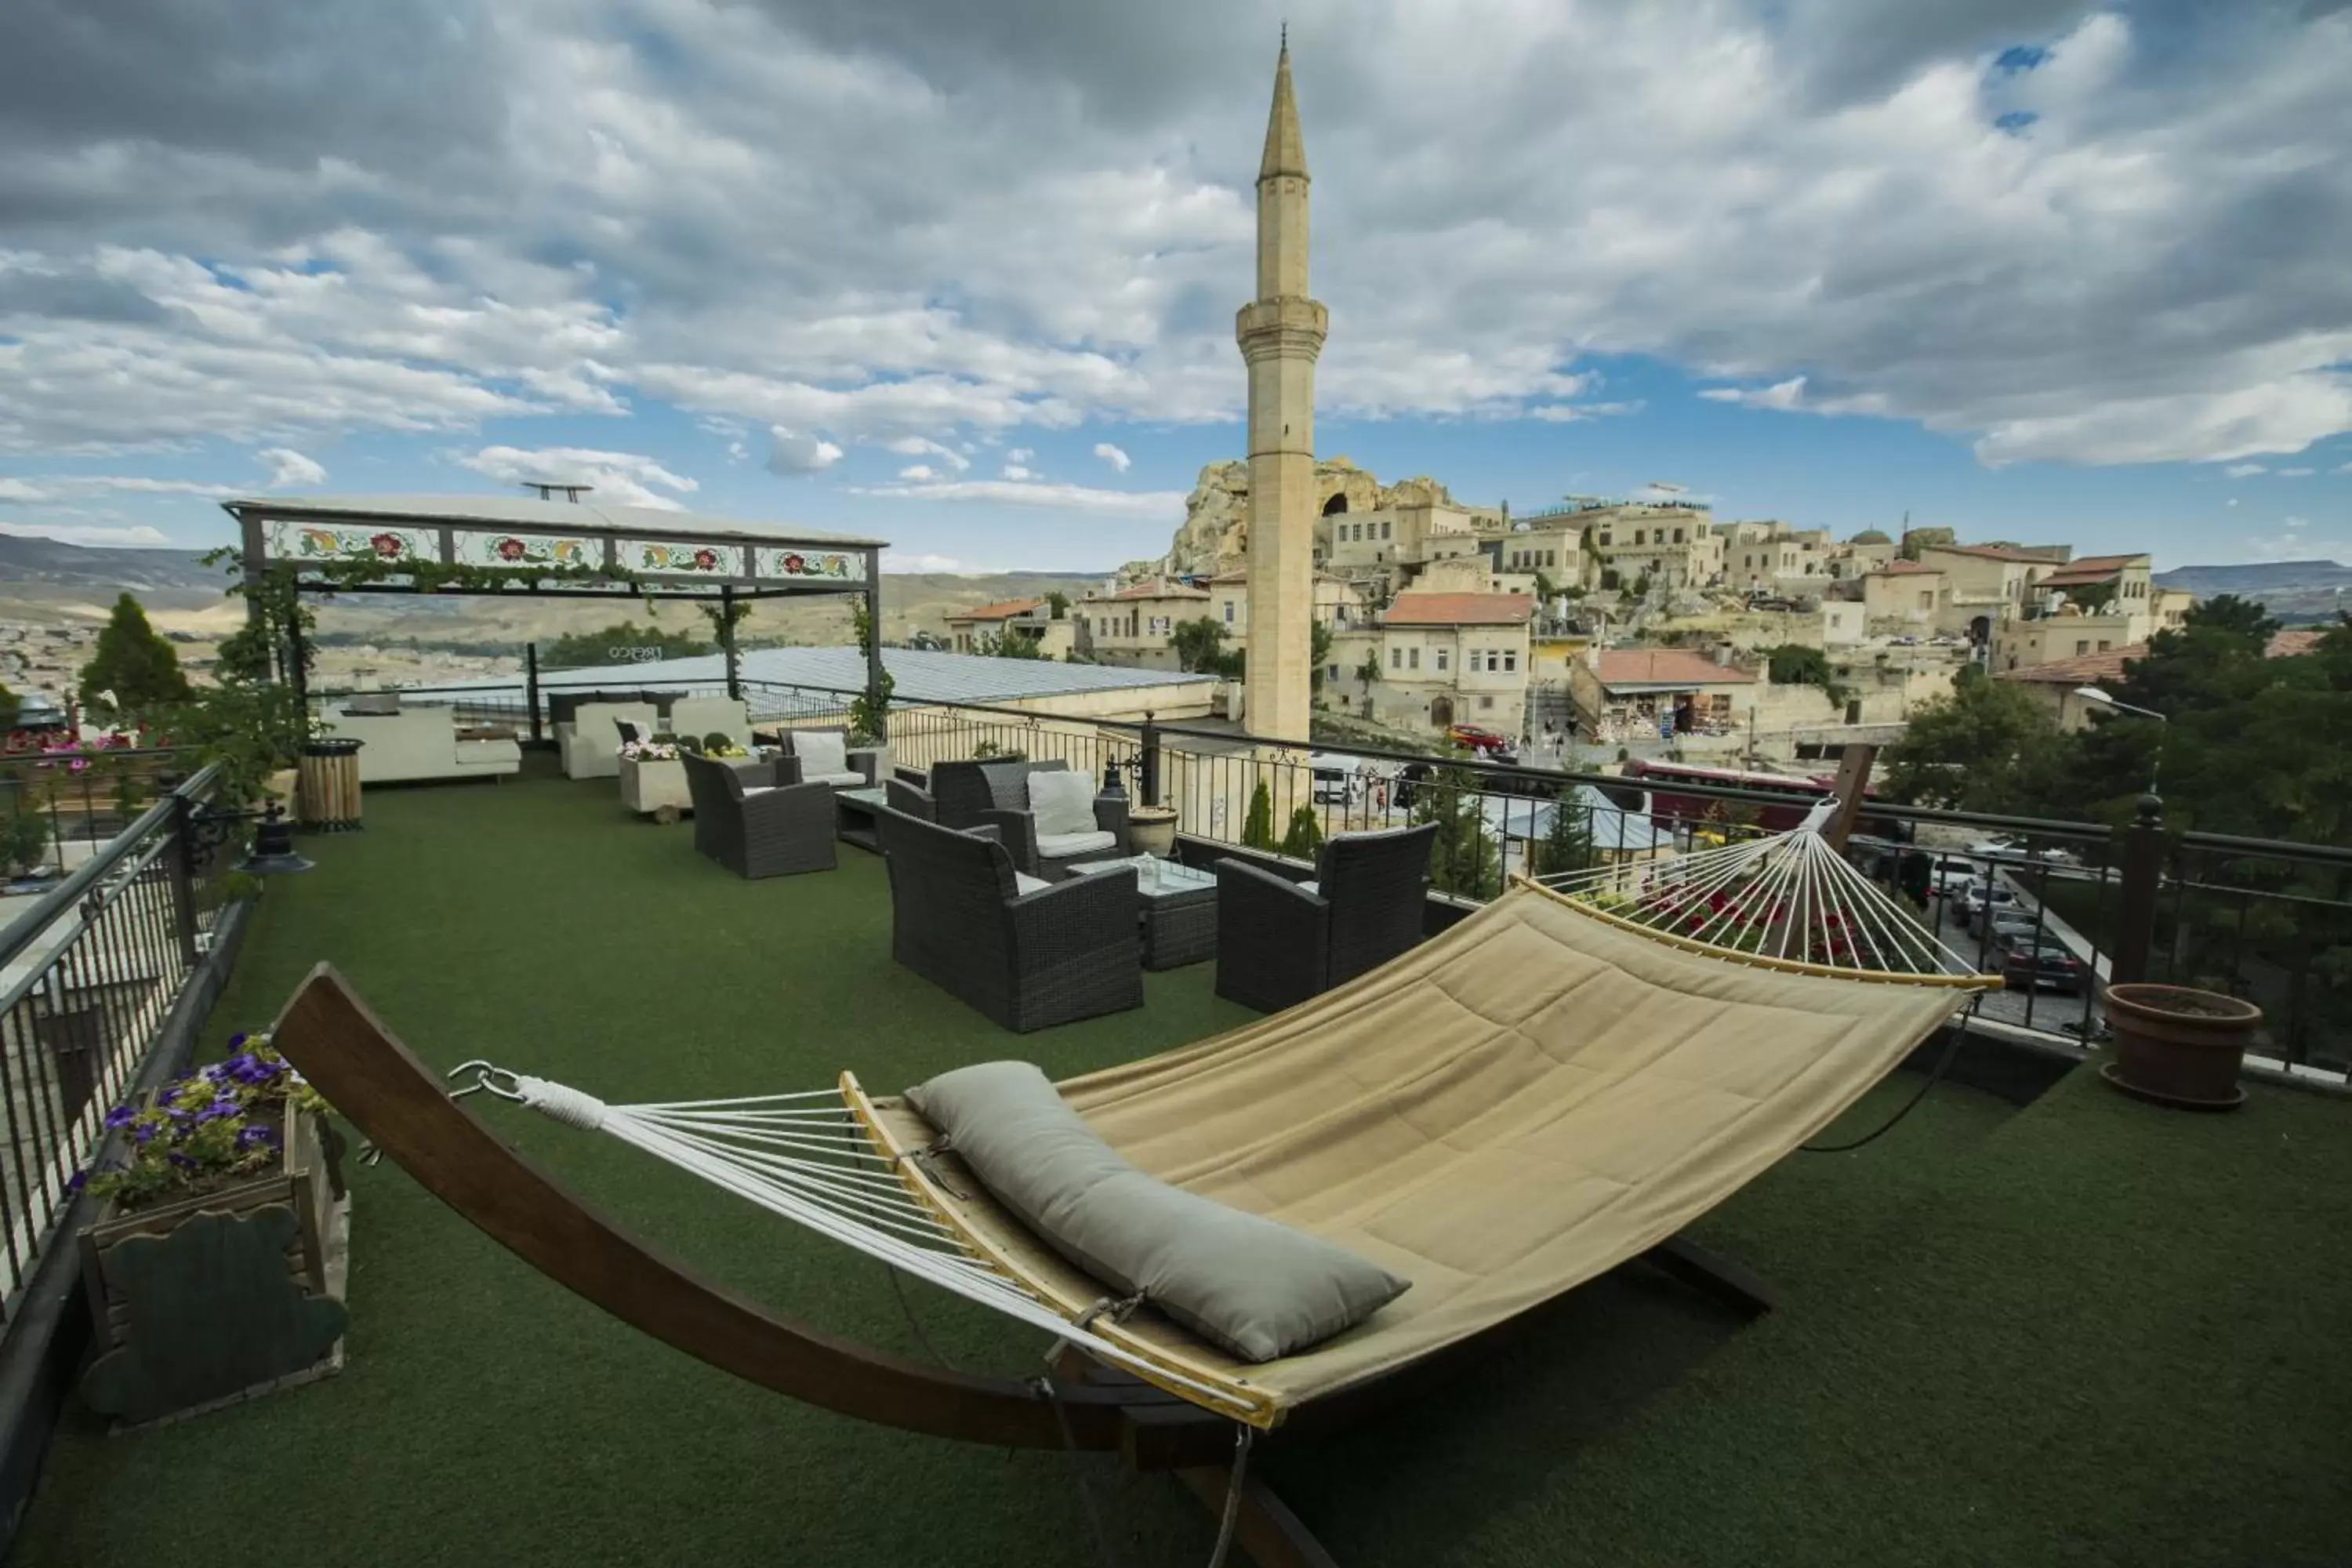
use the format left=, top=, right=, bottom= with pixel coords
left=445, top=1060, right=526, bottom=1103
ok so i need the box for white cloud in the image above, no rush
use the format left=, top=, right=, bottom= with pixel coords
left=883, top=437, right=971, bottom=472
left=1000, top=462, right=1036, bottom=481
left=1526, top=401, right=1642, bottom=422
left=1093, top=441, right=1131, bottom=473
left=896, top=463, right=936, bottom=481
left=885, top=550, right=988, bottom=574
left=257, top=447, right=326, bottom=488
left=0, top=519, right=174, bottom=546
left=456, top=445, right=699, bottom=509
left=2278, top=467, right=2315, bottom=477
left=2227, top=497, right=2240, bottom=507
left=848, top=477, right=1186, bottom=521
left=2286, top=516, right=2308, bottom=529
left=1005, top=448, right=1034, bottom=463
left=2225, top=463, right=2269, bottom=477
left=764, top=426, right=844, bottom=476
left=2, top=0, right=2350, bottom=471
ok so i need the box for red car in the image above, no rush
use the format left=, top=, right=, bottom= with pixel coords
left=1445, top=724, right=1511, bottom=753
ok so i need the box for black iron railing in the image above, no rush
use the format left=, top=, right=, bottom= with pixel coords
left=2, top=748, right=194, bottom=886
left=0, top=763, right=240, bottom=1316
left=305, top=676, right=2352, bottom=1073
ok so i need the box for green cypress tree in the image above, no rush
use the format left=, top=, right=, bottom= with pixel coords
left=1240, top=780, right=1278, bottom=851
left=1279, top=803, right=1325, bottom=859
left=79, top=593, right=191, bottom=721
left=1530, top=786, right=1595, bottom=878
left=1412, top=764, right=1502, bottom=898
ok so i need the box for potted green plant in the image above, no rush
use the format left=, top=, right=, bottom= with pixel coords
left=618, top=735, right=689, bottom=822
left=74, top=1036, right=350, bottom=1427
left=2100, top=983, right=2263, bottom=1111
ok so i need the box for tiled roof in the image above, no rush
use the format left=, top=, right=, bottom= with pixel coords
left=1995, top=645, right=2145, bottom=684
left=1107, top=582, right=1207, bottom=601
left=1381, top=592, right=1533, bottom=626
left=1873, top=560, right=1940, bottom=576
left=1926, top=543, right=2064, bottom=564
left=2040, top=554, right=2148, bottom=587
left=949, top=597, right=1044, bottom=622
left=2000, top=627, right=2327, bottom=686
left=1596, top=648, right=1757, bottom=688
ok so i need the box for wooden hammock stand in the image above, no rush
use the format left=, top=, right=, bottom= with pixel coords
left=269, top=967, right=1779, bottom=1568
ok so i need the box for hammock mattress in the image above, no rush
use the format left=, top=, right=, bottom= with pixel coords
left=871, top=883, right=1962, bottom=1424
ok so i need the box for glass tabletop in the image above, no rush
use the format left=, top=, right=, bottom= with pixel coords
left=1068, top=854, right=1217, bottom=898
left=837, top=786, right=888, bottom=807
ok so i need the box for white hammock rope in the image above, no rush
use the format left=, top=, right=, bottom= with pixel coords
left=488, top=1072, right=1266, bottom=1423
left=1531, top=800, right=1994, bottom=984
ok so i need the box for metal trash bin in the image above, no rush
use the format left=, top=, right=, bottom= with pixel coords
left=296, top=738, right=365, bottom=831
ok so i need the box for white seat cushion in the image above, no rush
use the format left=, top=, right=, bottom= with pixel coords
left=807, top=771, right=864, bottom=788
left=741, top=786, right=776, bottom=797
left=1036, top=828, right=1118, bottom=861
left=1012, top=871, right=1051, bottom=896
left=1298, top=880, right=1319, bottom=895
left=1027, top=769, right=1100, bottom=838
left=794, top=731, right=849, bottom=778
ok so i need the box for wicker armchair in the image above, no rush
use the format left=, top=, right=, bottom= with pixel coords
left=1213, top=822, right=1439, bottom=1012
left=771, top=728, right=884, bottom=789
left=875, top=806, right=1143, bottom=1033
left=884, top=776, right=936, bottom=821
left=928, top=759, right=1127, bottom=880
left=679, top=753, right=836, bottom=879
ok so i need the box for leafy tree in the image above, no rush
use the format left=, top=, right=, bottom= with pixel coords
left=1412, top=763, right=1503, bottom=898
left=79, top=593, right=191, bottom=720
left=1533, top=570, right=1559, bottom=604
left=1630, top=572, right=1653, bottom=599
left=1763, top=642, right=1853, bottom=706
left=0, top=681, right=19, bottom=731
left=1356, top=652, right=1383, bottom=686
left=1529, top=787, right=1595, bottom=878
left=846, top=597, right=893, bottom=746
left=977, top=629, right=1046, bottom=660
left=543, top=619, right=713, bottom=670
left=1045, top=591, right=1070, bottom=619
left=1881, top=674, right=2067, bottom=814
left=1309, top=622, right=1334, bottom=691
left=1173, top=617, right=1231, bottom=674
left=1279, top=803, right=1325, bottom=859
left=1240, top=780, right=1278, bottom=850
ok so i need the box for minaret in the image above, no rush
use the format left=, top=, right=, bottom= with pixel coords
left=1237, top=35, right=1327, bottom=744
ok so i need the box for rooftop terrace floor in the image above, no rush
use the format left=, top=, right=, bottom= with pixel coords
left=16, top=764, right=2351, bottom=1567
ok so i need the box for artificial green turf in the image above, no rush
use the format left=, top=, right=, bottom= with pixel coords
left=14, top=766, right=2350, bottom=1567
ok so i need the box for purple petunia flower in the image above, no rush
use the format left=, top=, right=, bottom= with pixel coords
left=64, top=1171, right=87, bottom=1195
left=132, top=1123, right=157, bottom=1145
left=103, top=1105, right=136, bottom=1130
left=235, top=1124, right=279, bottom=1150
left=165, top=1152, right=195, bottom=1169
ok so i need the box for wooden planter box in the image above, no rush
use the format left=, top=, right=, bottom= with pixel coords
left=77, top=1099, right=351, bottom=1430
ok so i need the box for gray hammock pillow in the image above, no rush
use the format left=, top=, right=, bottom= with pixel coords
left=906, top=1060, right=1409, bottom=1363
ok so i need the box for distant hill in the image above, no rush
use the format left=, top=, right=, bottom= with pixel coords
left=2154, top=560, right=2351, bottom=624
left=0, top=532, right=1106, bottom=644
left=0, top=534, right=219, bottom=594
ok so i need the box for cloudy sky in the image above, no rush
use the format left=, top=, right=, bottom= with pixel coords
left=3, top=0, right=2349, bottom=571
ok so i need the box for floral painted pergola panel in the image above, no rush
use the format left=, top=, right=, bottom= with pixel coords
left=225, top=494, right=884, bottom=598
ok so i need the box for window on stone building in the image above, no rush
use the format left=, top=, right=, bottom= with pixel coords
left=1224, top=601, right=1235, bottom=623
left=2098, top=640, right=2112, bottom=652
left=1409, top=648, right=1420, bottom=670
left=1675, top=528, right=1686, bottom=543
left=1328, top=664, right=1340, bottom=682
left=1479, top=695, right=1494, bottom=710
left=2075, top=640, right=2089, bottom=655
left=1390, top=647, right=1402, bottom=670
left=1381, top=521, right=1392, bottom=539
left=1436, top=649, right=1448, bottom=671
left=1504, top=651, right=1517, bottom=672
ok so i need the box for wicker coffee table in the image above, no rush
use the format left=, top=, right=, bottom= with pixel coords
left=1069, top=854, right=1218, bottom=970
left=833, top=786, right=889, bottom=853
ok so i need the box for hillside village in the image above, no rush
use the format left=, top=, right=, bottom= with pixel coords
left=938, top=455, right=2204, bottom=766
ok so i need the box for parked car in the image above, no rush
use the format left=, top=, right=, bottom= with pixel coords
left=1998, top=933, right=2085, bottom=994
left=1957, top=880, right=2018, bottom=931
left=1984, top=908, right=2042, bottom=945
left=1926, top=856, right=1979, bottom=898
left=1968, top=837, right=2081, bottom=866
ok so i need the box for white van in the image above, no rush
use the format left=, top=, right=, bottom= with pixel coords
left=1306, top=753, right=1363, bottom=806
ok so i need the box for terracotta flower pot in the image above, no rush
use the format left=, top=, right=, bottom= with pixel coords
left=2100, top=982, right=2262, bottom=1112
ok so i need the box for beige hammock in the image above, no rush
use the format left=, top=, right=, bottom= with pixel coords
left=845, top=881, right=1976, bottom=1427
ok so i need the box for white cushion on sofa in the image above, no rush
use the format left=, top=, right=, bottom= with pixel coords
left=1036, top=828, right=1117, bottom=861
left=1012, top=871, right=1051, bottom=896
left=1028, top=769, right=1098, bottom=838
left=795, top=731, right=848, bottom=777
left=805, top=770, right=864, bottom=788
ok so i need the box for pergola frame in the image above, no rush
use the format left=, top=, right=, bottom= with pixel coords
left=219, top=494, right=889, bottom=733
